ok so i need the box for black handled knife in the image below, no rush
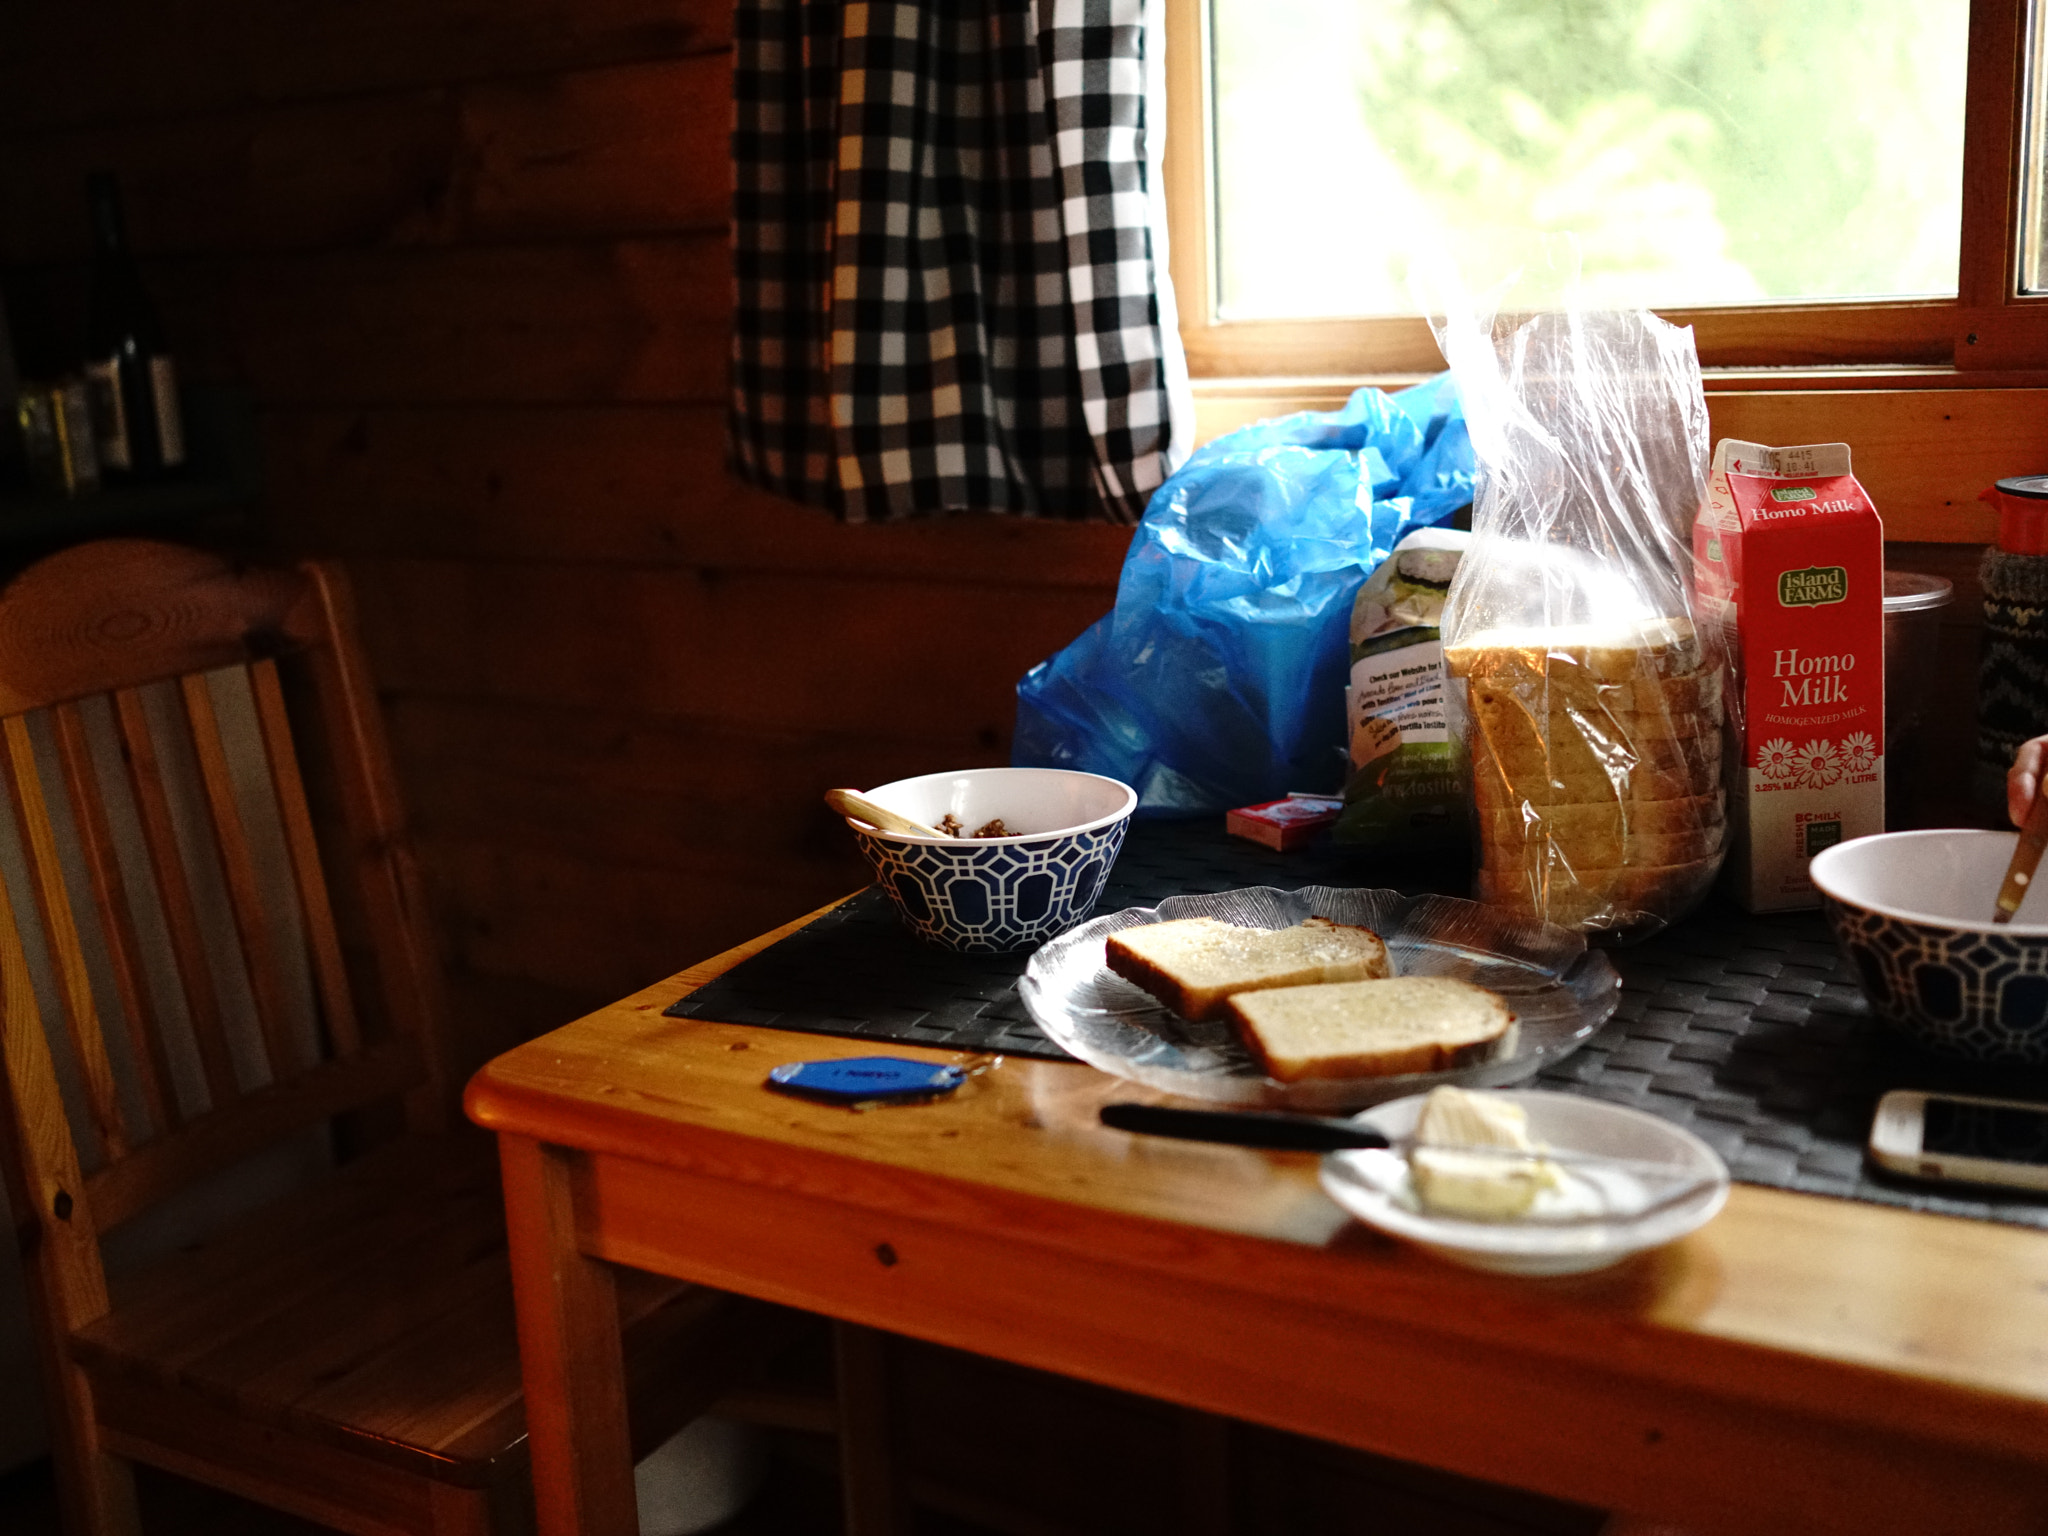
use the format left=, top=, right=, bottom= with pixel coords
left=1099, top=1101, right=1391, bottom=1152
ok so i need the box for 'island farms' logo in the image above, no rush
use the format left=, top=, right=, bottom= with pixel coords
left=1779, top=564, right=1848, bottom=607
left=1770, top=485, right=1817, bottom=502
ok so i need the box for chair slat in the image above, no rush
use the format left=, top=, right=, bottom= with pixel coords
left=113, top=687, right=240, bottom=1110
left=248, top=659, right=361, bottom=1059
left=52, top=701, right=178, bottom=1135
left=179, top=673, right=298, bottom=1084
left=2, top=715, right=130, bottom=1160
left=302, top=565, right=451, bottom=1132
left=81, top=1043, right=419, bottom=1235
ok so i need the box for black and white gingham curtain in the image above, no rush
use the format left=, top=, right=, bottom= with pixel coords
left=730, top=0, right=1190, bottom=525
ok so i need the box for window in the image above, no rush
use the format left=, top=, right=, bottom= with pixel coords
left=1167, top=0, right=2048, bottom=379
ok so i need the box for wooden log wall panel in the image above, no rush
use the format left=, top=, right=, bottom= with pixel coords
left=0, top=58, right=729, bottom=263
left=0, top=0, right=731, bottom=133
left=428, top=837, right=847, bottom=1000
left=145, top=238, right=728, bottom=403
left=265, top=407, right=1137, bottom=582
left=346, top=556, right=1110, bottom=739
left=387, top=697, right=1003, bottom=875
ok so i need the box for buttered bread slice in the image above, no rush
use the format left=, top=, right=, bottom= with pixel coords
left=1227, top=976, right=1515, bottom=1082
left=1104, top=916, right=1391, bottom=1022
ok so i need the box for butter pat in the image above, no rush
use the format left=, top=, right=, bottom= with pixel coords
left=1408, top=1087, right=1558, bottom=1220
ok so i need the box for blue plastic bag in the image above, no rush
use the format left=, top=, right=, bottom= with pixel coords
left=1014, top=377, right=1475, bottom=815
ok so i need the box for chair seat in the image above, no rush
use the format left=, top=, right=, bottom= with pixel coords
left=72, top=1131, right=761, bottom=1492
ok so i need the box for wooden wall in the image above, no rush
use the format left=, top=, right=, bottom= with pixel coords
left=0, top=0, right=1134, bottom=1067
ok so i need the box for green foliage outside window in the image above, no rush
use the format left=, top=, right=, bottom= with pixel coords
left=1212, top=0, right=1969, bottom=318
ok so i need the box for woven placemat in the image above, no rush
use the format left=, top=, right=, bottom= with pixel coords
left=668, top=821, right=2048, bottom=1228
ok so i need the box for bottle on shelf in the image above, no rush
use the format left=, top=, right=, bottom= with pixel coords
left=83, top=170, right=184, bottom=480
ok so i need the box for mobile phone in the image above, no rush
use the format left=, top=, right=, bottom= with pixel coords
left=1868, top=1090, right=2048, bottom=1193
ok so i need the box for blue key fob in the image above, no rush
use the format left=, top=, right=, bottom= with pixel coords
left=767, top=1056, right=967, bottom=1105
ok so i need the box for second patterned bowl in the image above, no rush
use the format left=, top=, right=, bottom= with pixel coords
left=1810, top=829, right=2048, bottom=1063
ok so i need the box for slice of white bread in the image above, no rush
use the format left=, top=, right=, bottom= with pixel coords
left=1445, top=617, right=1702, bottom=682
left=1467, top=665, right=1723, bottom=717
left=1227, top=977, right=1516, bottom=1083
left=1104, top=916, right=1391, bottom=1022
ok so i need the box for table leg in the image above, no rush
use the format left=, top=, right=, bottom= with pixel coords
left=498, top=1134, right=639, bottom=1536
left=832, top=1322, right=906, bottom=1536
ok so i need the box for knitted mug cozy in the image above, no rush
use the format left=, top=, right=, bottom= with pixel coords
left=1979, top=546, right=2048, bottom=785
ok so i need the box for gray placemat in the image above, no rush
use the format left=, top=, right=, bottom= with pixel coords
left=668, top=821, right=2048, bottom=1229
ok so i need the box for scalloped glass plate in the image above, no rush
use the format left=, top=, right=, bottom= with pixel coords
left=1019, top=885, right=1620, bottom=1112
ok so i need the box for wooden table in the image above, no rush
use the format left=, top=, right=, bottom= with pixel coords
left=464, top=903, right=2048, bottom=1536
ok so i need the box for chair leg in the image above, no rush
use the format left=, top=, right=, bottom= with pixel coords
left=29, top=1317, right=140, bottom=1534
left=46, top=1378, right=141, bottom=1536
left=831, top=1321, right=906, bottom=1536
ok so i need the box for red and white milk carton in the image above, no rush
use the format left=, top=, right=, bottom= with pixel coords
left=1694, top=440, right=1885, bottom=912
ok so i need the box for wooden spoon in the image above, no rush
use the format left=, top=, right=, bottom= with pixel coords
left=1995, top=771, right=2048, bottom=923
left=824, top=788, right=946, bottom=839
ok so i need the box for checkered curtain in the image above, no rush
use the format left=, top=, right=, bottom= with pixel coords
left=730, top=0, right=1190, bottom=525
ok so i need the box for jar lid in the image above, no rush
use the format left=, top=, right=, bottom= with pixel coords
left=1883, top=570, right=1953, bottom=613
left=1995, top=475, right=2048, bottom=500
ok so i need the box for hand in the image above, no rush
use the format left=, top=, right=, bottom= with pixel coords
left=2011, top=736, right=2048, bottom=827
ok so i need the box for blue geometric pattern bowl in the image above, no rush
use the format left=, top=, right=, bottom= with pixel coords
left=844, top=768, right=1137, bottom=952
left=1811, top=830, right=2048, bottom=1064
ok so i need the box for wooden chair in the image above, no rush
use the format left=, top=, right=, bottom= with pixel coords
left=0, top=539, right=794, bottom=1536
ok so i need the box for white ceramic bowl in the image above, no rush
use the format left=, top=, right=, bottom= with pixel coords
left=1810, top=829, right=2048, bottom=1062
left=845, top=768, right=1137, bottom=952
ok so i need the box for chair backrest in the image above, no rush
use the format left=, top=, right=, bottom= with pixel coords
left=0, top=539, right=448, bottom=1335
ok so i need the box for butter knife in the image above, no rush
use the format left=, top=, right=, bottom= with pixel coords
left=1994, top=772, right=2048, bottom=922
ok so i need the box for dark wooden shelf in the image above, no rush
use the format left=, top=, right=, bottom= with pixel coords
left=0, top=385, right=257, bottom=564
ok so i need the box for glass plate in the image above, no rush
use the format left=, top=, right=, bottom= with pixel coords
left=1019, top=885, right=1621, bottom=1112
left=1320, top=1090, right=1730, bottom=1275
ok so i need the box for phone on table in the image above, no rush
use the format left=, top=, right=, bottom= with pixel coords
left=1868, top=1090, right=2048, bottom=1193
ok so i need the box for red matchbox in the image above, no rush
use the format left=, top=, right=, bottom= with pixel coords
left=1225, top=797, right=1342, bottom=852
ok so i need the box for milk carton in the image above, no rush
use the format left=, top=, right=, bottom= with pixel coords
left=1694, top=440, right=1884, bottom=912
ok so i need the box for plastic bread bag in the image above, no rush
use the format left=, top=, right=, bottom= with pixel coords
left=1424, top=246, right=1726, bottom=940
left=1335, top=526, right=1472, bottom=847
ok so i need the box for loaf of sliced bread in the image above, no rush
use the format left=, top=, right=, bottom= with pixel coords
left=1104, top=916, right=1391, bottom=1022
left=1227, top=976, right=1516, bottom=1082
left=1480, top=819, right=1725, bottom=869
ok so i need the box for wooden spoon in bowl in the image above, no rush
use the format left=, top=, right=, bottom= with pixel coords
left=1995, top=772, right=2048, bottom=923
left=824, top=788, right=946, bottom=838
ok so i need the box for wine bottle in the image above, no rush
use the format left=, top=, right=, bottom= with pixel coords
left=84, top=170, right=184, bottom=479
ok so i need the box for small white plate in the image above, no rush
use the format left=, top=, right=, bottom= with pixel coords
left=1020, top=885, right=1620, bottom=1112
left=1319, top=1090, right=1729, bottom=1275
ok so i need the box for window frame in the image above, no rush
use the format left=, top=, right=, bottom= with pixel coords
left=1164, top=0, right=2048, bottom=384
